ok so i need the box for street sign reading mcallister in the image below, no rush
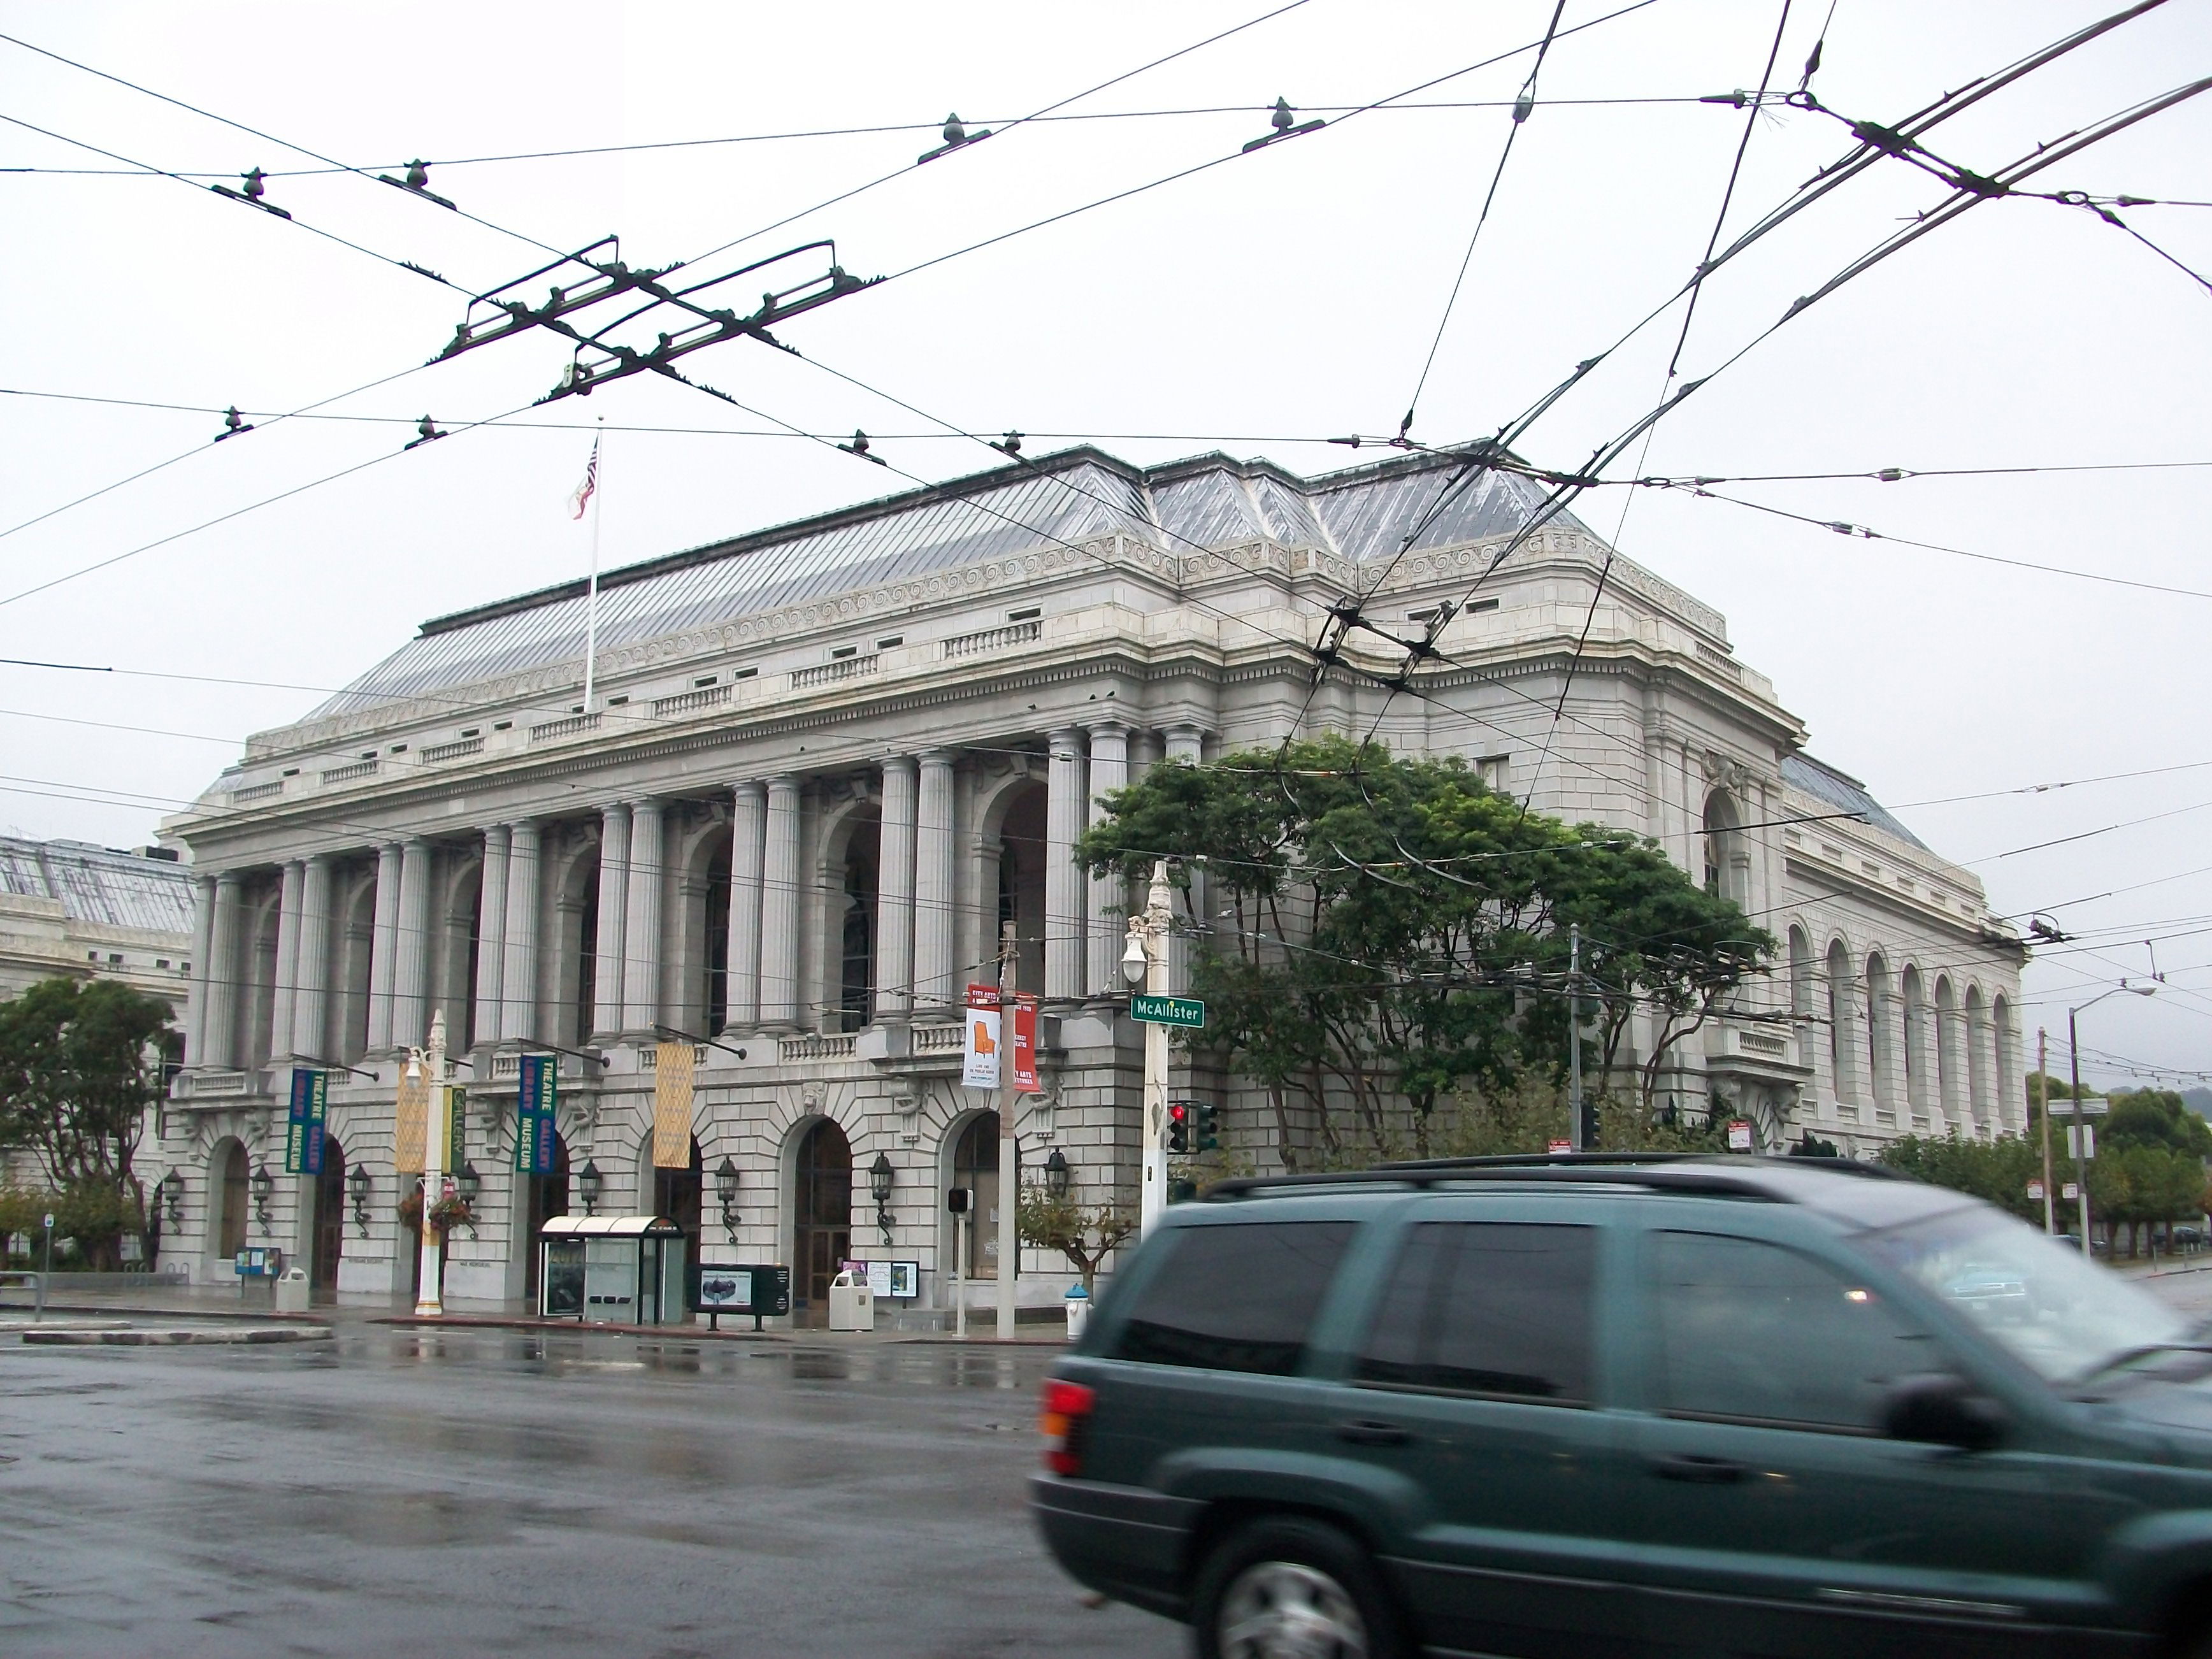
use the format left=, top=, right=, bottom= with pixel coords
left=1132, top=995, right=1205, bottom=1029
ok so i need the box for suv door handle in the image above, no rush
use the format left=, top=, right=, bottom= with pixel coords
left=1649, top=1453, right=1746, bottom=1484
left=1335, top=1418, right=1412, bottom=1447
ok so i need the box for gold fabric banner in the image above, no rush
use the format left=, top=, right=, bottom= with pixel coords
left=653, top=1042, right=695, bottom=1168
left=392, top=1069, right=428, bottom=1174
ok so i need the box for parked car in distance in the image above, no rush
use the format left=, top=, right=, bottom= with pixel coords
left=1033, top=1154, right=2212, bottom=1659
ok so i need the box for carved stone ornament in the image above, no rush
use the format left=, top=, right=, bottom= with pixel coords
left=1704, top=751, right=1755, bottom=796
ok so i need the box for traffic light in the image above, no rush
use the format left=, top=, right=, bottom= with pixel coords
left=1195, top=1102, right=1220, bottom=1153
left=1166, top=1101, right=1189, bottom=1154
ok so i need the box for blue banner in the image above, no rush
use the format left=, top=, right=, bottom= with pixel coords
left=284, top=1068, right=327, bottom=1175
left=515, top=1054, right=557, bottom=1176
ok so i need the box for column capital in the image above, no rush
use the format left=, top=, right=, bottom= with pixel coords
left=730, top=777, right=768, bottom=798
left=918, top=748, right=959, bottom=768
left=625, top=795, right=663, bottom=814
left=879, top=754, right=918, bottom=777
left=1049, top=726, right=1088, bottom=748
left=213, top=868, right=243, bottom=891
left=1084, top=719, right=1131, bottom=742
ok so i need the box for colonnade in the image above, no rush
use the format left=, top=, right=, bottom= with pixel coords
left=183, top=721, right=1207, bottom=1072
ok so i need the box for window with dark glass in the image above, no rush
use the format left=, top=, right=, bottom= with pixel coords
left=1358, top=1223, right=1597, bottom=1403
left=1111, top=1221, right=1354, bottom=1375
left=1652, top=1230, right=1934, bottom=1431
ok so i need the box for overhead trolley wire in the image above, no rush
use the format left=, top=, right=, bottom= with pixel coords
left=1522, top=0, right=1797, bottom=809
left=675, top=0, right=1321, bottom=273
left=0, top=95, right=1783, bottom=180
left=1397, top=0, right=1572, bottom=445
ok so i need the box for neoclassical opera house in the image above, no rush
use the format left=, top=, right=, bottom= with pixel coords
left=154, top=445, right=2025, bottom=1316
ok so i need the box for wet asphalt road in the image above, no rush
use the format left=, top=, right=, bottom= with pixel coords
left=0, top=1323, right=1168, bottom=1659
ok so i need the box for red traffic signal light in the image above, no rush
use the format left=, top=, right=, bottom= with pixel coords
left=1167, top=1101, right=1189, bottom=1154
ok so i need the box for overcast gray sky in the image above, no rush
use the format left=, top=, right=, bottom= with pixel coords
left=3, top=1, right=2208, bottom=1089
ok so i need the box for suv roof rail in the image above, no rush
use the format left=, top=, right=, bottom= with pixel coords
left=1202, top=1152, right=1911, bottom=1203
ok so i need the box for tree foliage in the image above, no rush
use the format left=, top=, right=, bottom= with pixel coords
left=0, top=976, right=175, bottom=1265
left=1076, top=736, right=1772, bottom=1162
left=1877, top=1132, right=2044, bottom=1224
left=1016, top=1186, right=1137, bottom=1295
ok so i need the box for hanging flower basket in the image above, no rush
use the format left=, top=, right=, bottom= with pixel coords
left=396, top=1186, right=476, bottom=1239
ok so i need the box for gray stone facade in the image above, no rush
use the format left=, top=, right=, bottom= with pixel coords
left=150, top=445, right=2024, bottom=1313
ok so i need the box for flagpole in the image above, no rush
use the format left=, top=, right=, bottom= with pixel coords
left=582, top=421, right=604, bottom=710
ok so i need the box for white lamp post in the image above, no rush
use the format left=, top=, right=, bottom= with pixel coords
left=1125, top=861, right=1173, bottom=1240
left=412, top=1009, right=449, bottom=1317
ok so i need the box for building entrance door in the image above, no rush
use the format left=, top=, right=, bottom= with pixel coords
left=523, top=1133, right=571, bottom=1303
left=793, top=1120, right=851, bottom=1325
left=653, top=1137, right=703, bottom=1260
left=311, top=1137, right=347, bottom=1297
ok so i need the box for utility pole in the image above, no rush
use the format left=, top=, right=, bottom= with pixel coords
left=1130, top=862, right=1174, bottom=1240
left=1569, top=923, right=1584, bottom=1151
left=413, top=1010, right=449, bottom=1317
left=997, top=919, right=1019, bottom=1342
left=2037, top=1028, right=2056, bottom=1235
left=2068, top=1007, right=2092, bottom=1258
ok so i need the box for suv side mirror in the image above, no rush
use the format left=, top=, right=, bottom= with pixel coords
left=1882, top=1372, right=2007, bottom=1451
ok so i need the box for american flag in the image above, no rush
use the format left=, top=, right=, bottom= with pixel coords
left=567, top=436, right=600, bottom=520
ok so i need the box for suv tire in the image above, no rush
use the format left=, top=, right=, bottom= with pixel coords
left=1192, top=1516, right=1409, bottom=1659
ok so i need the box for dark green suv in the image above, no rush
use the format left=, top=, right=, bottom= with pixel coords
left=1031, top=1156, right=2212, bottom=1658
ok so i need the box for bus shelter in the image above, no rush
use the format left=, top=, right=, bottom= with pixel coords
left=538, top=1216, right=687, bottom=1324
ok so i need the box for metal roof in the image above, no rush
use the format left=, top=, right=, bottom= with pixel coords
left=308, top=447, right=1584, bottom=719
left=0, top=836, right=195, bottom=937
left=1781, top=753, right=1929, bottom=852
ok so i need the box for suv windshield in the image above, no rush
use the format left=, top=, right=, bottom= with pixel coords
left=1864, top=1201, right=2188, bottom=1385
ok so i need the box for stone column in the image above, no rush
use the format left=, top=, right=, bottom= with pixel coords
left=1164, top=726, right=1207, bottom=987
left=914, top=750, right=958, bottom=1010
left=760, top=778, right=802, bottom=1026
left=726, top=782, right=766, bottom=1028
left=183, top=874, right=214, bottom=1065
left=876, top=757, right=918, bottom=1019
left=1084, top=724, right=1129, bottom=996
left=1936, top=999, right=1964, bottom=1131
left=501, top=821, right=542, bottom=1043
left=472, top=826, right=510, bottom=1047
left=391, top=839, right=435, bottom=1051
left=592, top=802, right=631, bottom=1038
left=1828, top=954, right=1860, bottom=1109
left=201, top=872, right=243, bottom=1070
left=365, top=843, right=403, bottom=1052
left=269, top=860, right=304, bottom=1063
left=623, top=798, right=666, bottom=1033
left=291, top=854, right=333, bottom=1061
left=1046, top=729, right=1088, bottom=1002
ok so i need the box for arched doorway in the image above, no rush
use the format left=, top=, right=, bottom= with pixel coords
left=793, top=1120, right=851, bottom=1323
left=952, top=1112, right=1004, bottom=1279
left=522, top=1133, right=571, bottom=1302
left=213, top=1140, right=249, bottom=1263
left=654, top=1137, right=703, bottom=1252
left=311, top=1136, right=348, bottom=1296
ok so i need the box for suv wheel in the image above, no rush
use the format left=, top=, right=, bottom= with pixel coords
left=1193, top=1516, right=1407, bottom=1659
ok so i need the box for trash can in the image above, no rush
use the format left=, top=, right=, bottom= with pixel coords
left=1063, top=1284, right=1089, bottom=1342
left=274, top=1267, right=311, bottom=1315
left=828, top=1268, right=875, bottom=1332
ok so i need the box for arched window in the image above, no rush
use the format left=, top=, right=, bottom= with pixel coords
left=1825, top=939, right=1854, bottom=1102
left=1902, top=967, right=1927, bottom=1117
left=840, top=840, right=877, bottom=1032
left=953, top=1112, right=1005, bottom=1279
left=1993, top=994, right=2017, bottom=1127
left=1934, top=977, right=1959, bottom=1124
left=1788, top=927, right=1813, bottom=1019
left=213, top=1139, right=249, bottom=1261
left=1702, top=791, right=1746, bottom=907
left=1965, top=985, right=1990, bottom=1123
left=1865, top=953, right=1892, bottom=1115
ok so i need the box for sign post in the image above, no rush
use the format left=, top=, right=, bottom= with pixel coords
left=413, top=1010, right=450, bottom=1318
left=1131, top=863, right=1175, bottom=1242
left=36, top=1211, right=53, bottom=1322
left=996, top=922, right=1024, bottom=1342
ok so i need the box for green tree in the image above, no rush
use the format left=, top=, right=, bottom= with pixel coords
left=1877, top=1131, right=2044, bottom=1224
left=0, top=976, right=175, bottom=1267
left=1077, top=736, right=1771, bottom=1163
left=1015, top=1186, right=1137, bottom=1296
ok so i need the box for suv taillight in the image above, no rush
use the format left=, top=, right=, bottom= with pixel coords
left=1038, top=1379, right=1095, bottom=1477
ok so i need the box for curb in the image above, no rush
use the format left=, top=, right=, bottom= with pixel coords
left=371, top=1314, right=1070, bottom=1346
left=21, top=1325, right=334, bottom=1346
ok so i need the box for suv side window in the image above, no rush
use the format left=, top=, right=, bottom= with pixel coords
left=1358, top=1222, right=1597, bottom=1404
left=1651, top=1230, right=1934, bottom=1432
left=1110, top=1221, right=1354, bottom=1375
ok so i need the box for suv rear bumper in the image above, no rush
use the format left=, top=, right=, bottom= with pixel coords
left=1030, top=1474, right=1204, bottom=1620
